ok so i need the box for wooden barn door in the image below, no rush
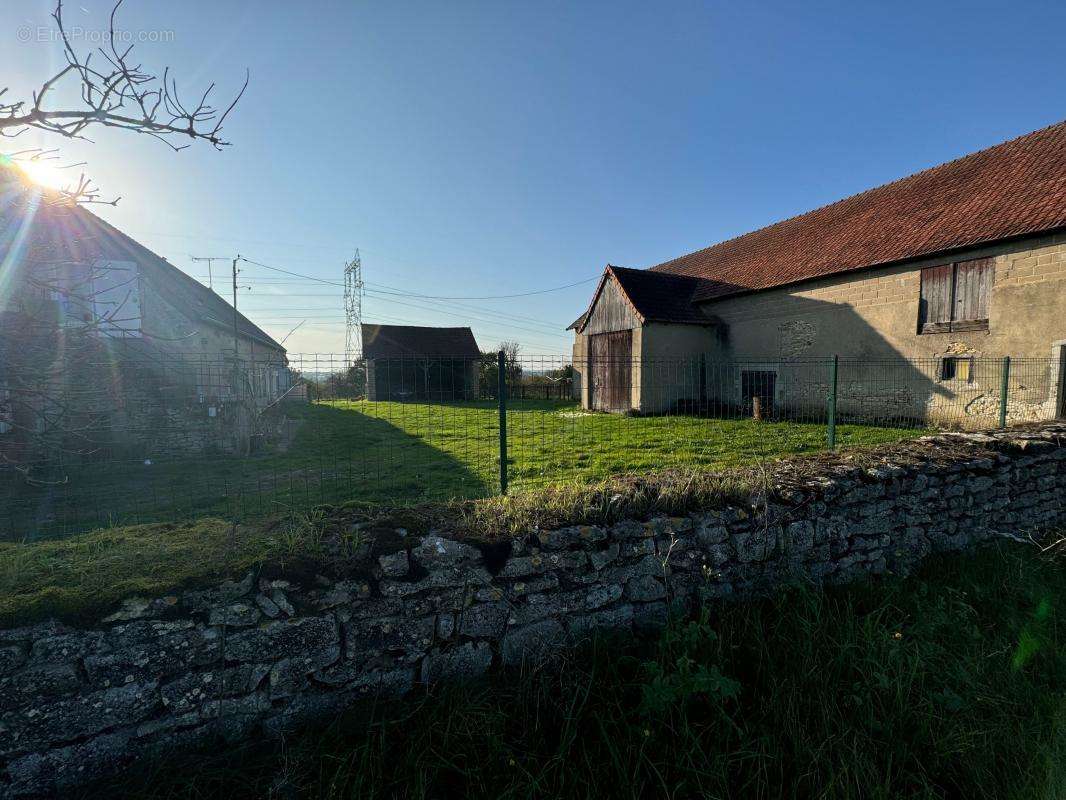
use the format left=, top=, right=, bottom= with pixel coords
left=589, top=330, right=633, bottom=412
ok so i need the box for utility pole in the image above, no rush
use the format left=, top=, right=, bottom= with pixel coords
left=190, top=255, right=228, bottom=291
left=231, top=255, right=241, bottom=360
left=344, top=250, right=364, bottom=367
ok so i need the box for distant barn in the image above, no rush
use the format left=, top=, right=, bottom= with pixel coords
left=361, top=324, right=482, bottom=401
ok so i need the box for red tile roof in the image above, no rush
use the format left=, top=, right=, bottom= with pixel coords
left=572, top=266, right=714, bottom=332
left=650, top=120, right=1066, bottom=301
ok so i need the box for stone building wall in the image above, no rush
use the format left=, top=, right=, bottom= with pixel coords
left=709, top=232, right=1066, bottom=361
left=703, top=233, right=1066, bottom=424
left=570, top=232, right=1066, bottom=420
left=1, top=424, right=1064, bottom=797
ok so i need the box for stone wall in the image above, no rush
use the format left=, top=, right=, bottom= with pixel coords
left=2, top=424, right=1065, bottom=797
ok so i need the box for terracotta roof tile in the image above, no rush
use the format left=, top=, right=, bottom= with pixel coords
left=606, top=266, right=713, bottom=324
left=649, top=120, right=1066, bottom=301
left=573, top=266, right=715, bottom=334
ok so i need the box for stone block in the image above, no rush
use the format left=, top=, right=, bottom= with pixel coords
left=84, top=627, right=221, bottom=688
left=586, top=584, right=624, bottom=610
left=255, top=593, right=282, bottom=619
left=733, top=529, right=773, bottom=562
left=458, top=603, right=509, bottom=639
left=589, top=543, right=620, bottom=571
left=0, top=680, right=159, bottom=754
left=538, top=525, right=608, bottom=549
left=0, top=645, right=26, bottom=676
left=161, top=665, right=261, bottom=714
left=208, top=602, right=261, bottom=627
left=344, top=615, right=434, bottom=662
left=497, top=554, right=550, bottom=578
left=378, top=550, right=410, bottom=578
left=568, top=604, right=634, bottom=637
left=411, top=535, right=482, bottom=568
left=420, top=642, right=493, bottom=683
left=625, top=576, right=666, bottom=602
left=0, top=663, right=82, bottom=713
left=501, top=620, right=566, bottom=667
left=31, top=631, right=107, bottom=664
left=227, top=616, right=340, bottom=670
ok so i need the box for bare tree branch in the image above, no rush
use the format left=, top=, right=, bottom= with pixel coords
left=1, top=1, right=248, bottom=150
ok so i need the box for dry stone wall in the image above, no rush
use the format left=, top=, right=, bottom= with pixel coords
left=2, top=424, right=1065, bottom=797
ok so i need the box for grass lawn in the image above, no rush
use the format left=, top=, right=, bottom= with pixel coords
left=77, top=539, right=1066, bottom=800
left=1, top=400, right=921, bottom=540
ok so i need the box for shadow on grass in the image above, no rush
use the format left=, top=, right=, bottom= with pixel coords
left=0, top=403, right=492, bottom=542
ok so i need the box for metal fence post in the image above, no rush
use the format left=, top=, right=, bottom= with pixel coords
left=999, top=355, right=1011, bottom=428
left=497, top=349, right=508, bottom=496
left=827, top=355, right=839, bottom=449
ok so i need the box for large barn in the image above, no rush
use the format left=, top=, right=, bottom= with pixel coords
left=568, top=121, right=1066, bottom=422
left=362, top=324, right=482, bottom=401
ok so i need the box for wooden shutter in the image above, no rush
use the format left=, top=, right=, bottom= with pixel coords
left=919, top=264, right=953, bottom=333
left=951, top=257, right=992, bottom=329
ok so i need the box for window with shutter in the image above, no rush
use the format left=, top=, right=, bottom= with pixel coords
left=918, top=258, right=992, bottom=333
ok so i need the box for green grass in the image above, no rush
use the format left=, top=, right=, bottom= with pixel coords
left=3, top=400, right=921, bottom=540
left=0, top=519, right=272, bottom=626
left=0, top=458, right=780, bottom=627
left=0, top=414, right=921, bottom=627
left=77, top=539, right=1066, bottom=800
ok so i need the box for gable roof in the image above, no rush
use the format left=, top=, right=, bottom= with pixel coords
left=650, top=120, right=1066, bottom=301
left=361, top=324, right=481, bottom=359
left=573, top=265, right=713, bottom=333
left=0, top=168, right=284, bottom=352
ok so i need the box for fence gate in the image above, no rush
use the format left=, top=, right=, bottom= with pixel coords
left=589, top=330, right=632, bottom=412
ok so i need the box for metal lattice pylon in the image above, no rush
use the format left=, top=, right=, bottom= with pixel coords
left=343, top=250, right=364, bottom=366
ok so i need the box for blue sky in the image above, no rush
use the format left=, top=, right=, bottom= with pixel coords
left=5, top=0, right=1065, bottom=353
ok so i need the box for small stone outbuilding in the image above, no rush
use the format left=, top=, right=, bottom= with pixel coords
left=362, top=324, right=482, bottom=401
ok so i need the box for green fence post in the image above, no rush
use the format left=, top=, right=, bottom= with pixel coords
left=827, top=355, right=839, bottom=449
left=498, top=349, right=508, bottom=496
left=999, top=355, right=1011, bottom=428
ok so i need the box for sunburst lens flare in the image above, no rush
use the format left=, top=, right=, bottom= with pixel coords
left=12, top=158, right=72, bottom=191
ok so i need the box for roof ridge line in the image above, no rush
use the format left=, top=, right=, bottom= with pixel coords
left=650, top=118, right=1066, bottom=277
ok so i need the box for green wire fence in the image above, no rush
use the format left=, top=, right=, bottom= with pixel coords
left=0, top=351, right=1059, bottom=541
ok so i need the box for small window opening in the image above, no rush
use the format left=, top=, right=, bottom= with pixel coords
left=940, top=356, right=973, bottom=382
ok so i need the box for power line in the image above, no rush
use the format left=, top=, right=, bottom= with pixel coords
left=220, top=258, right=576, bottom=334
left=237, top=257, right=345, bottom=287
left=362, top=292, right=570, bottom=338
left=193, top=254, right=577, bottom=354
left=235, top=255, right=597, bottom=300
left=189, top=255, right=229, bottom=291
left=213, top=287, right=573, bottom=331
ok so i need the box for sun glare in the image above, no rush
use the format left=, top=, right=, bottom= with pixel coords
left=15, top=159, right=72, bottom=191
